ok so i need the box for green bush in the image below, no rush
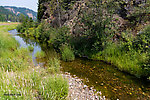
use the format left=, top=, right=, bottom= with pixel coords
left=28, top=45, right=34, bottom=51
left=34, top=51, right=45, bottom=59
left=60, top=44, right=75, bottom=61
left=47, top=58, right=60, bottom=74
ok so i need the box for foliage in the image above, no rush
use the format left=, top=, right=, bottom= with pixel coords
left=102, top=43, right=149, bottom=78
left=47, top=58, right=61, bottom=73
left=28, top=45, right=34, bottom=51
left=133, top=25, right=150, bottom=53
left=60, top=43, right=75, bottom=61
left=18, top=21, right=70, bottom=48
left=93, top=25, right=150, bottom=78
left=69, top=0, right=115, bottom=56
left=16, top=16, right=35, bottom=33
left=34, top=51, right=45, bottom=59
left=37, top=0, right=77, bottom=21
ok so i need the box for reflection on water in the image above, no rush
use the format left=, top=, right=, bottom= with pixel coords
left=9, top=29, right=150, bottom=100
left=9, top=29, right=42, bottom=66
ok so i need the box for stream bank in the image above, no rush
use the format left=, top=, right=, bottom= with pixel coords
left=9, top=29, right=150, bottom=100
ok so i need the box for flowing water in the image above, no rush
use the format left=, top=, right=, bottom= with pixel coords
left=9, top=29, right=150, bottom=100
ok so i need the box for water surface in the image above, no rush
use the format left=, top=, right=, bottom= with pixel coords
left=9, top=29, right=150, bottom=100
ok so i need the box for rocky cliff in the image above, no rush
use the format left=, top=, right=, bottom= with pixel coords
left=38, top=0, right=150, bottom=35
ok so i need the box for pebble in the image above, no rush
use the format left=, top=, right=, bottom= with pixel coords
left=62, top=73, right=108, bottom=100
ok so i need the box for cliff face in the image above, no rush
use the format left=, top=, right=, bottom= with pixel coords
left=38, top=0, right=150, bottom=34
left=38, top=0, right=86, bottom=34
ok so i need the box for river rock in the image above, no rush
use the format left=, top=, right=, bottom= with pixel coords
left=61, top=73, right=108, bottom=100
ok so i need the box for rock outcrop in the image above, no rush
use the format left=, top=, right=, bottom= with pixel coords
left=38, top=0, right=150, bottom=35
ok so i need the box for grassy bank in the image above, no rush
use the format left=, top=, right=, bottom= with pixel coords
left=17, top=20, right=150, bottom=79
left=0, top=24, right=68, bottom=99
left=92, top=25, right=150, bottom=78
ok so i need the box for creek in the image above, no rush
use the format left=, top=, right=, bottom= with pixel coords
left=9, top=29, right=150, bottom=100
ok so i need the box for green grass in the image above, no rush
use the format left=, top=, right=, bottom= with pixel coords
left=28, top=45, right=34, bottom=51
left=92, top=25, right=150, bottom=78
left=60, top=44, right=75, bottom=61
left=0, top=68, right=40, bottom=99
left=92, top=43, right=150, bottom=78
left=47, top=58, right=61, bottom=74
left=0, top=24, right=69, bottom=99
left=0, top=67, right=68, bottom=100
left=39, top=75, right=68, bottom=100
left=34, top=51, right=45, bottom=59
left=0, top=48, right=33, bottom=71
left=0, top=25, right=33, bottom=71
left=0, top=25, right=18, bottom=53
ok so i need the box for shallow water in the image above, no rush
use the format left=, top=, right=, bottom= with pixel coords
left=9, top=29, right=42, bottom=66
left=9, top=29, right=150, bottom=99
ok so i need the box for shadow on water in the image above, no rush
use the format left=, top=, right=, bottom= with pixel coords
left=9, top=29, right=150, bottom=100
left=61, top=58, right=150, bottom=99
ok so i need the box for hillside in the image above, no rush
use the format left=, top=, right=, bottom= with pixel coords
left=4, top=6, right=37, bottom=20
left=0, top=6, right=18, bottom=22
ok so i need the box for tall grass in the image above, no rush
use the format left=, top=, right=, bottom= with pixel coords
left=92, top=25, right=150, bottom=78
left=39, top=75, right=68, bottom=100
left=0, top=67, right=68, bottom=100
left=60, top=44, right=75, bottom=61
left=103, top=43, right=148, bottom=77
left=47, top=58, right=61, bottom=74
left=0, top=68, right=40, bottom=99
left=0, top=24, right=69, bottom=99
left=0, top=48, right=33, bottom=71
left=0, top=25, right=33, bottom=71
left=34, top=51, right=45, bottom=58
left=0, top=25, right=18, bottom=54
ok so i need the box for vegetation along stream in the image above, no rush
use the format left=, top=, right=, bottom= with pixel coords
left=9, top=29, right=150, bottom=100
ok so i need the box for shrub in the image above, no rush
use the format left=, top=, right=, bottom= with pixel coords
left=60, top=44, right=75, bottom=61
left=47, top=58, right=60, bottom=74
left=34, top=51, right=45, bottom=59
left=28, top=45, right=34, bottom=51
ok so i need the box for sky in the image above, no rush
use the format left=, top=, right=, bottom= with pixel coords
left=0, top=0, right=38, bottom=12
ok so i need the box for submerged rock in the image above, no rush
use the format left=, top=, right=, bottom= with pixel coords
left=61, top=72, right=107, bottom=100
